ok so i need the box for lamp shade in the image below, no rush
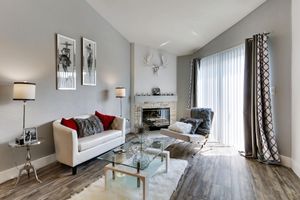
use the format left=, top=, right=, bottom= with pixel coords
left=115, top=87, right=126, bottom=98
left=13, top=82, right=36, bottom=101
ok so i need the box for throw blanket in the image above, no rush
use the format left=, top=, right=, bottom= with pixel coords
left=191, top=108, right=213, bottom=136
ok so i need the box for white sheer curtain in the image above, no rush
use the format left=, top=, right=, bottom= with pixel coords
left=197, top=44, right=245, bottom=150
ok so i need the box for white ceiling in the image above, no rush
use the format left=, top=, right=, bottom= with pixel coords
left=86, top=0, right=266, bottom=56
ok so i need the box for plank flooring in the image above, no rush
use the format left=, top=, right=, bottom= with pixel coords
left=0, top=135, right=299, bottom=200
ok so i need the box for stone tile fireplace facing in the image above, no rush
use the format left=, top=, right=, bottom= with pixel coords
left=134, top=101, right=176, bottom=130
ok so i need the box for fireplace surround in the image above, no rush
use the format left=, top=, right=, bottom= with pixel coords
left=134, top=100, right=177, bottom=130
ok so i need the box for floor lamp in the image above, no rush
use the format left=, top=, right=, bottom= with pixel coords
left=115, top=87, right=126, bottom=117
left=13, top=82, right=36, bottom=129
left=13, top=82, right=41, bottom=185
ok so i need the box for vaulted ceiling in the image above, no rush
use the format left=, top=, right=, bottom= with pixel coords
left=86, top=0, right=266, bottom=56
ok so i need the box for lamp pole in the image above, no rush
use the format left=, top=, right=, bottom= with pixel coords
left=119, top=97, right=123, bottom=117
left=115, top=87, right=126, bottom=118
left=23, top=100, right=26, bottom=129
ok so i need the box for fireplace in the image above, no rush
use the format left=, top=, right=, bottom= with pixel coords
left=142, top=108, right=170, bottom=130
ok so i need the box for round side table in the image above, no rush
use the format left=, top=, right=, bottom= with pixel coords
left=8, top=138, right=44, bottom=185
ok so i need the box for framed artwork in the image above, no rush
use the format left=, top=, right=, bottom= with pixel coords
left=23, top=127, right=38, bottom=144
left=82, top=37, right=96, bottom=86
left=56, top=34, right=76, bottom=90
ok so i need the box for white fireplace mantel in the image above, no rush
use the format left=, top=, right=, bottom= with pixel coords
left=134, top=95, right=177, bottom=104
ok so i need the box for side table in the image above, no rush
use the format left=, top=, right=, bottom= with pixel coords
left=8, top=138, right=44, bottom=185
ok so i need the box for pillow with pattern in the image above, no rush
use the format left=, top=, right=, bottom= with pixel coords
left=74, top=115, right=104, bottom=138
left=180, top=117, right=202, bottom=134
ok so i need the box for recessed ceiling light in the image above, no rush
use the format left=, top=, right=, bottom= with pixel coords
left=192, top=31, right=199, bottom=36
left=159, top=41, right=170, bottom=47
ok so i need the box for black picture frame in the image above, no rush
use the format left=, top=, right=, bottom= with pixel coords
left=23, top=127, right=38, bottom=144
left=56, top=34, right=76, bottom=90
left=82, top=37, right=97, bottom=86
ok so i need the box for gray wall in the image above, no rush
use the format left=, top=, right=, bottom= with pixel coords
left=292, top=0, right=300, bottom=176
left=0, top=0, right=130, bottom=171
left=177, top=0, right=291, bottom=157
left=132, top=43, right=177, bottom=95
left=177, top=55, right=192, bottom=119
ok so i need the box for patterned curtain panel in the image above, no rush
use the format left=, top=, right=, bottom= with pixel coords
left=243, top=33, right=280, bottom=164
left=188, top=58, right=200, bottom=108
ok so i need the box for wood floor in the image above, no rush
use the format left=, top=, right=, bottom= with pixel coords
left=0, top=137, right=300, bottom=200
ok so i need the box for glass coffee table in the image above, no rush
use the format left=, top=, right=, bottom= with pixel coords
left=98, top=136, right=175, bottom=200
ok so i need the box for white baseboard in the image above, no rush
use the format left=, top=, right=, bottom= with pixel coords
left=279, top=155, right=300, bottom=178
left=292, top=160, right=300, bottom=178
left=280, top=155, right=292, bottom=168
left=0, top=154, right=56, bottom=184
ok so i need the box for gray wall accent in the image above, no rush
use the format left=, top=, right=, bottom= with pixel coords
left=132, top=43, right=177, bottom=95
left=0, top=0, right=130, bottom=171
left=177, top=55, right=192, bottom=119
left=177, top=0, right=291, bottom=157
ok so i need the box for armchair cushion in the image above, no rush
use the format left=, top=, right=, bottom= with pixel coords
left=74, top=115, right=104, bottom=138
left=179, top=117, right=202, bottom=134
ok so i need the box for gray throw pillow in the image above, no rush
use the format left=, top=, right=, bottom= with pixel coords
left=75, top=115, right=104, bottom=138
left=179, top=117, right=202, bottom=134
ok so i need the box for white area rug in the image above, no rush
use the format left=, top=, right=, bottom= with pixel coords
left=69, top=159, right=188, bottom=200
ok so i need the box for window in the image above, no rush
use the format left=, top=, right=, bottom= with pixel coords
left=197, top=44, right=245, bottom=150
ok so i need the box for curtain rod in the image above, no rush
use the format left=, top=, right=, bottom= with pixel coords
left=246, top=32, right=270, bottom=40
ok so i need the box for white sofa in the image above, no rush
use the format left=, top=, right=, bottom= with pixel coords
left=53, top=115, right=125, bottom=174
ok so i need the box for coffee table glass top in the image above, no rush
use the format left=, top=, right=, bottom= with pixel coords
left=98, top=135, right=175, bottom=170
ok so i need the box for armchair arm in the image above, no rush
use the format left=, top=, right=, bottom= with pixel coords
left=111, top=117, right=126, bottom=137
left=53, top=121, right=78, bottom=167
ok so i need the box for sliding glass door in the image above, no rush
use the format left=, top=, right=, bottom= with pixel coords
left=197, top=44, right=245, bottom=150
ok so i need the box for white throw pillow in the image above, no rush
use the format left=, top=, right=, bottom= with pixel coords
left=168, top=122, right=192, bottom=134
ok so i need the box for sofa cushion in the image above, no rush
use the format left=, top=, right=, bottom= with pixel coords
left=78, top=130, right=122, bottom=152
left=75, top=115, right=104, bottom=138
left=61, top=118, right=78, bottom=131
left=95, top=111, right=115, bottom=130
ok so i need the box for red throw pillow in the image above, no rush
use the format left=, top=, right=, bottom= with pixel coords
left=61, top=118, right=78, bottom=131
left=95, top=111, right=115, bottom=130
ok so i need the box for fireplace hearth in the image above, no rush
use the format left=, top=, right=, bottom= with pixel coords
left=142, top=108, right=170, bottom=130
